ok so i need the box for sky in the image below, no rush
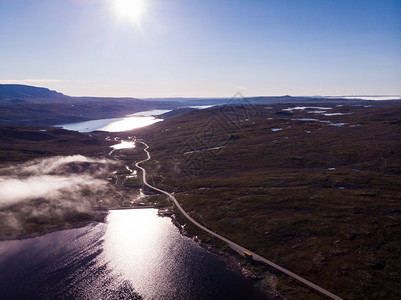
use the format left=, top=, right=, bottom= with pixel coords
left=0, top=0, right=400, bottom=98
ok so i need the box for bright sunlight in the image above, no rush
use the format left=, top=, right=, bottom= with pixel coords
left=114, top=0, right=146, bottom=21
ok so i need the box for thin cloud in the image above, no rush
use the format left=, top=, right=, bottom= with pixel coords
left=0, top=156, right=122, bottom=237
left=0, top=79, right=66, bottom=85
left=2, top=155, right=113, bottom=177
left=0, top=175, right=106, bottom=207
left=233, top=85, right=248, bottom=91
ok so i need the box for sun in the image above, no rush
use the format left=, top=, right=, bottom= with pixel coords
left=114, top=0, right=146, bottom=21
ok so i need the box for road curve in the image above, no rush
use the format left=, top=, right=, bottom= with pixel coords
left=135, top=141, right=343, bottom=300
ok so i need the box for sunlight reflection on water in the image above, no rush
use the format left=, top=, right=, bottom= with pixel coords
left=111, top=140, right=136, bottom=149
left=59, top=110, right=166, bottom=132
left=100, top=116, right=163, bottom=132
left=0, top=209, right=269, bottom=299
left=102, top=209, right=175, bottom=298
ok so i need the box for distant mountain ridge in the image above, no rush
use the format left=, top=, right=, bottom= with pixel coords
left=0, top=84, right=180, bottom=126
left=0, top=84, right=66, bottom=99
left=1, top=84, right=400, bottom=126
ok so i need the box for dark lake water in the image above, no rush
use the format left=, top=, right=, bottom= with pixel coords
left=0, top=209, right=268, bottom=299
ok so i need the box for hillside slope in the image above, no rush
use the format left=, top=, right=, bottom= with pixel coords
left=123, top=100, right=401, bottom=299
left=0, top=84, right=180, bottom=126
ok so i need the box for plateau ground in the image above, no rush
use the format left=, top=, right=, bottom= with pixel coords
left=120, top=100, right=401, bottom=299
left=1, top=88, right=400, bottom=298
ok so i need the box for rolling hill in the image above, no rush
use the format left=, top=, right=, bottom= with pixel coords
left=0, top=84, right=181, bottom=126
left=120, top=100, right=401, bottom=299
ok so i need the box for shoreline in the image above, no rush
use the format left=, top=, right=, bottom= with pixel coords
left=0, top=212, right=107, bottom=242
left=0, top=205, right=169, bottom=242
left=0, top=205, right=282, bottom=298
left=167, top=210, right=284, bottom=299
left=132, top=140, right=285, bottom=299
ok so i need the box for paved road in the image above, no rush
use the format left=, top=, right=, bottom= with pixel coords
left=135, top=141, right=344, bottom=300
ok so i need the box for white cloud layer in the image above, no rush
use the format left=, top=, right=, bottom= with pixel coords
left=0, top=79, right=65, bottom=85
left=0, top=155, right=117, bottom=207
left=0, top=155, right=121, bottom=236
left=0, top=175, right=105, bottom=207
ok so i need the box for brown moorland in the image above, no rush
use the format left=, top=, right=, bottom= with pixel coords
left=120, top=101, right=401, bottom=300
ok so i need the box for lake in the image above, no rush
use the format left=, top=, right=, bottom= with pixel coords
left=0, top=209, right=268, bottom=299
left=58, top=110, right=171, bottom=132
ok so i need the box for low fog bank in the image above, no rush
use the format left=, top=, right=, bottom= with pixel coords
left=0, top=155, right=123, bottom=239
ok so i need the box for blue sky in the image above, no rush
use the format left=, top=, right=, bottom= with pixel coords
left=0, top=0, right=400, bottom=97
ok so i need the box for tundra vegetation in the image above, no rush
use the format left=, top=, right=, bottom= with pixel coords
left=1, top=100, right=400, bottom=299
left=121, top=101, right=401, bottom=300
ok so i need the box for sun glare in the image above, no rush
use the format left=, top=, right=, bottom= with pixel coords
left=114, top=0, right=146, bottom=21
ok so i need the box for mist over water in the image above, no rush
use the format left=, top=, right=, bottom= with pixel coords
left=0, top=152, right=269, bottom=298
left=0, top=155, right=120, bottom=237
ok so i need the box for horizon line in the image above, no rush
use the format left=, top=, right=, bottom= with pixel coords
left=1, top=83, right=401, bottom=100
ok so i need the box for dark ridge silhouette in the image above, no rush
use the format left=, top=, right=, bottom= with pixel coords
left=0, top=84, right=181, bottom=126
left=0, top=84, right=398, bottom=126
left=0, top=84, right=66, bottom=99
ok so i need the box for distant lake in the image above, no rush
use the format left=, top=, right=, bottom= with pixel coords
left=58, top=110, right=171, bottom=132
left=0, top=209, right=268, bottom=300
left=184, top=105, right=215, bottom=109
